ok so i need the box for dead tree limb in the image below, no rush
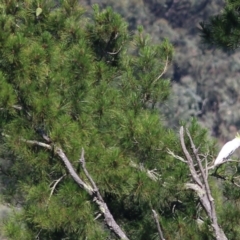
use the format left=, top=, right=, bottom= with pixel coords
left=179, top=126, right=227, bottom=240
left=152, top=209, right=165, bottom=240
left=78, top=149, right=129, bottom=239
left=21, top=139, right=129, bottom=240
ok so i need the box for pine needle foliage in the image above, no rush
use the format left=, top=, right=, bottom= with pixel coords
left=0, top=0, right=217, bottom=239
left=199, top=0, right=240, bottom=50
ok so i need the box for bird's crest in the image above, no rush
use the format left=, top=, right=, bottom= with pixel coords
left=236, top=132, right=240, bottom=138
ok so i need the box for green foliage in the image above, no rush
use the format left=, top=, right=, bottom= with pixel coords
left=200, top=0, right=240, bottom=50
left=0, top=0, right=219, bottom=239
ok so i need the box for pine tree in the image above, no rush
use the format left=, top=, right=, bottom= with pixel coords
left=0, top=0, right=222, bottom=239
left=200, top=0, right=240, bottom=50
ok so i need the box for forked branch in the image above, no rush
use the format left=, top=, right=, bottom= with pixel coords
left=21, top=139, right=129, bottom=240
left=178, top=126, right=227, bottom=240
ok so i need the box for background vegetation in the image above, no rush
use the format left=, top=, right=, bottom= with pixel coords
left=81, top=0, right=240, bottom=143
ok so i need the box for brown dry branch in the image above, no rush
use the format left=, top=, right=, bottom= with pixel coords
left=179, top=126, right=227, bottom=240
left=23, top=140, right=129, bottom=240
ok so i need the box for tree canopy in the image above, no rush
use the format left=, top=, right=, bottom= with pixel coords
left=200, top=0, right=240, bottom=50
left=1, top=0, right=239, bottom=239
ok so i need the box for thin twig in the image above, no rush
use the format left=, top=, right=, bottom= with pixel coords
left=56, top=148, right=94, bottom=195
left=12, top=105, right=22, bottom=110
left=152, top=209, right=165, bottom=240
left=94, top=213, right=102, bottom=220
left=186, top=129, right=214, bottom=203
left=35, top=229, right=42, bottom=239
left=167, top=148, right=187, bottom=163
left=47, top=174, right=66, bottom=205
left=22, top=139, right=52, bottom=150
left=152, top=55, right=169, bottom=85
left=179, top=127, right=202, bottom=187
left=80, top=148, right=98, bottom=191
left=107, top=45, right=123, bottom=55
left=0, top=105, right=22, bottom=111
left=130, top=160, right=161, bottom=181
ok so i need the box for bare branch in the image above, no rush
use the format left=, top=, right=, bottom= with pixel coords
left=22, top=139, right=94, bottom=194
left=0, top=105, right=22, bottom=111
left=79, top=148, right=98, bottom=192
left=185, top=183, right=206, bottom=198
left=152, top=209, right=165, bottom=240
left=47, top=174, right=66, bottom=205
left=23, top=139, right=52, bottom=150
left=79, top=149, right=129, bottom=240
left=186, top=129, right=224, bottom=239
left=152, top=55, right=169, bottom=85
left=21, top=139, right=129, bottom=239
left=179, top=127, right=228, bottom=240
left=12, top=105, right=23, bottom=110
left=107, top=45, right=122, bottom=55
left=130, top=160, right=161, bottom=181
left=179, top=127, right=202, bottom=187
left=167, top=148, right=187, bottom=163
left=56, top=148, right=94, bottom=195
left=186, top=129, right=214, bottom=203
left=147, top=169, right=161, bottom=181
left=35, top=229, right=42, bottom=240
left=94, top=213, right=102, bottom=220
left=231, top=180, right=240, bottom=188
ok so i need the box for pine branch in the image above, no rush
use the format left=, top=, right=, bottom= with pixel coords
left=22, top=139, right=129, bottom=240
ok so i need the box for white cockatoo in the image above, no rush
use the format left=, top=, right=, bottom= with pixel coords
left=214, top=133, right=240, bottom=167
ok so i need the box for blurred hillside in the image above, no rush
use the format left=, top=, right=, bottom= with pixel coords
left=80, top=0, right=240, bottom=143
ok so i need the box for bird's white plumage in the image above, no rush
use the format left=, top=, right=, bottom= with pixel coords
left=214, top=136, right=240, bottom=167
